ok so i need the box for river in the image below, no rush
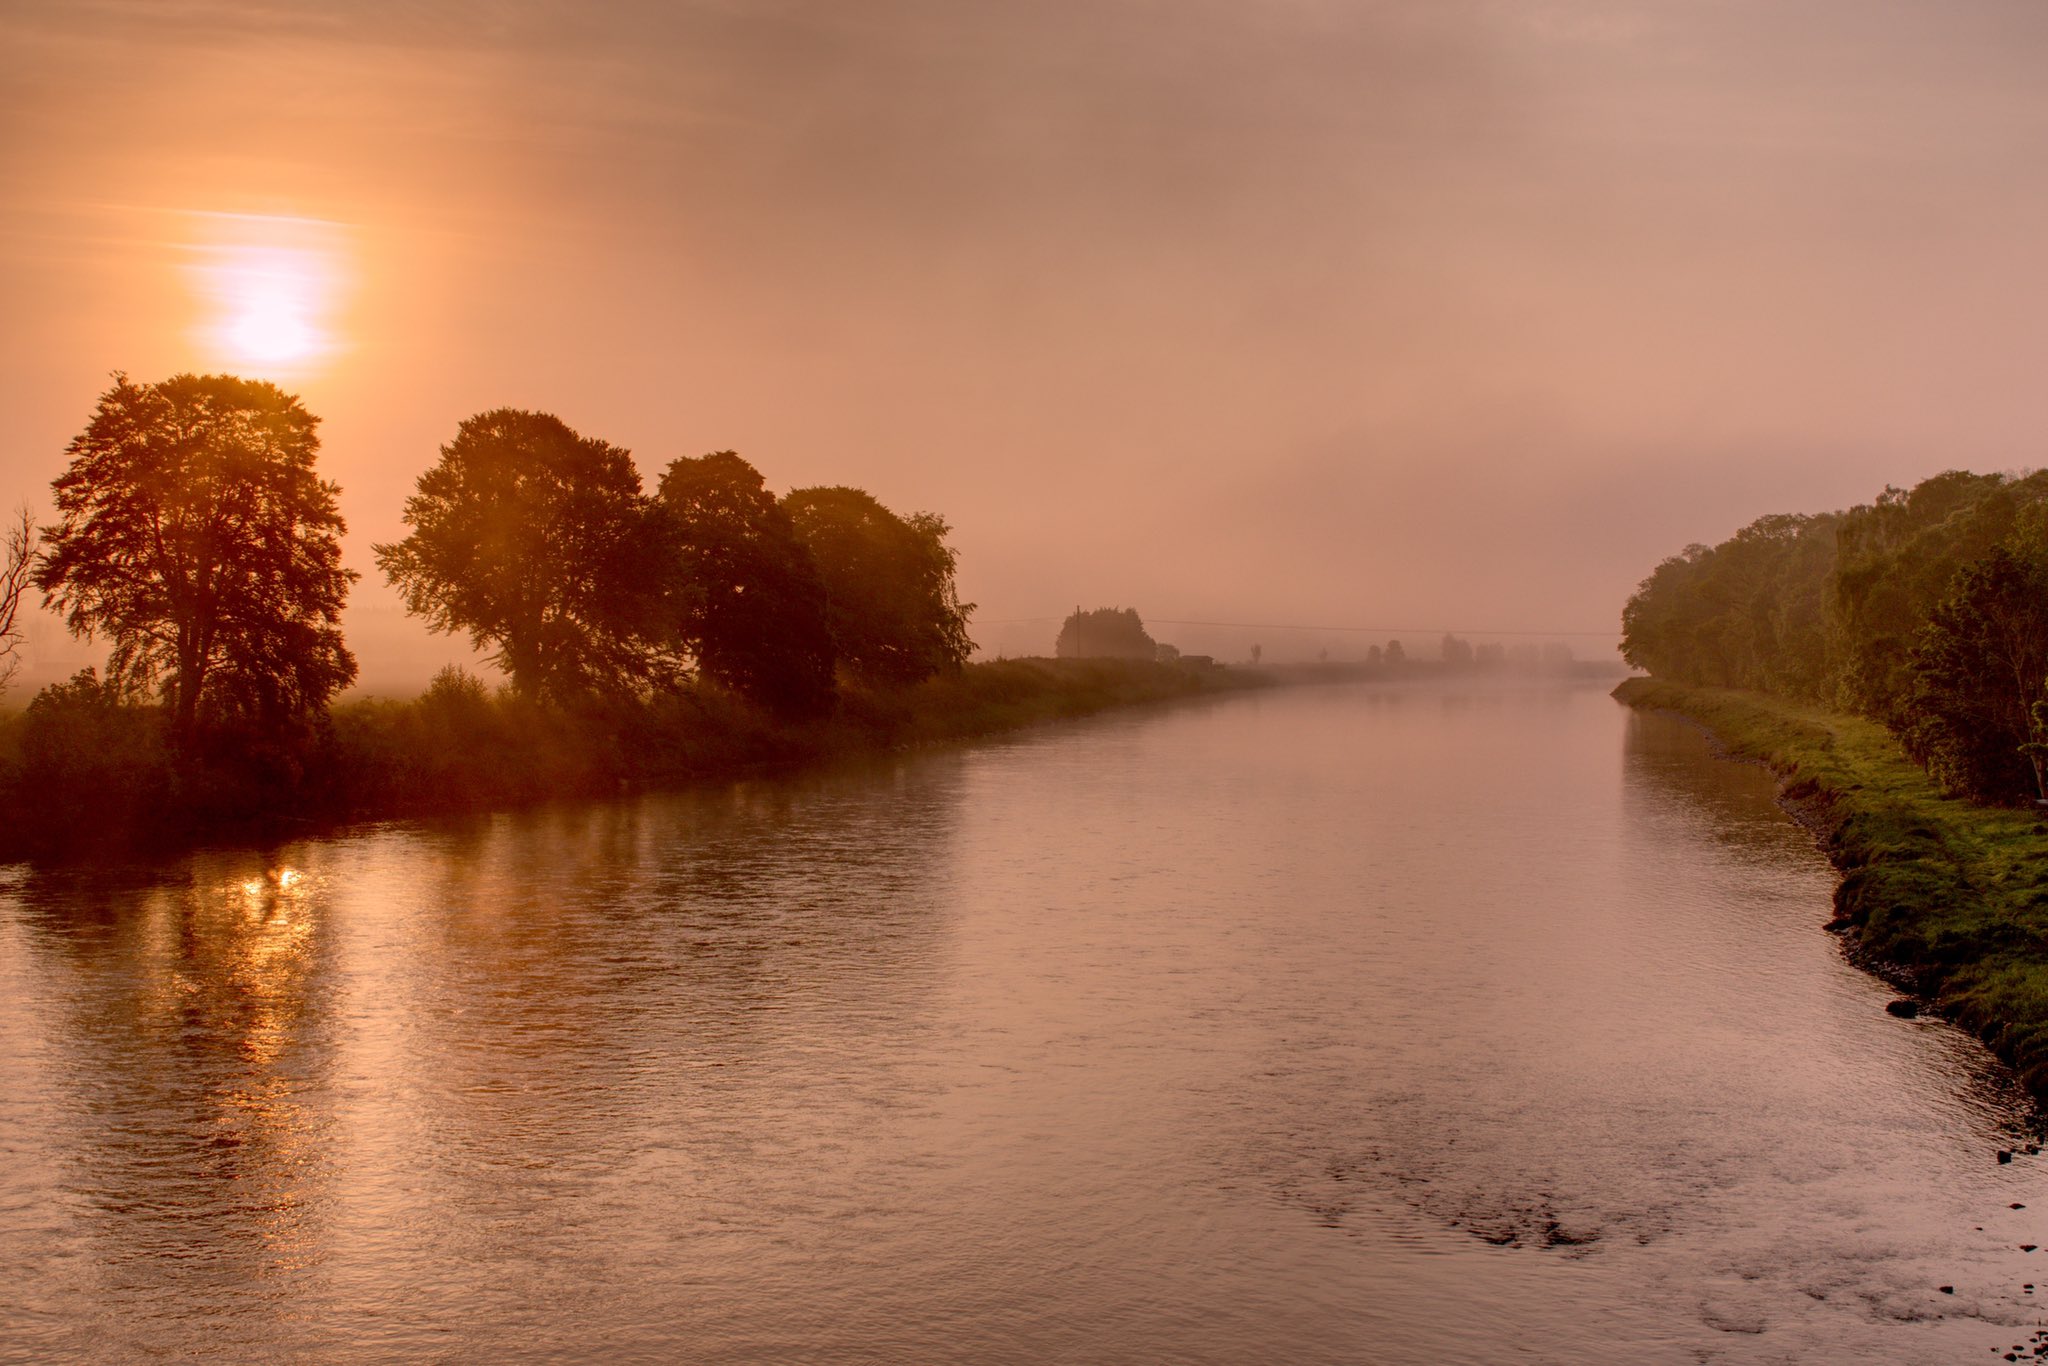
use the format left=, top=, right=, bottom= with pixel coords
left=2, top=681, right=2044, bottom=1363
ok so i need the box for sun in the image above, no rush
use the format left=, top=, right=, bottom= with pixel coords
left=216, top=246, right=325, bottom=365
left=186, top=214, right=349, bottom=376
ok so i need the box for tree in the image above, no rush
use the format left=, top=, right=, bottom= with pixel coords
left=1833, top=471, right=2027, bottom=721
left=1904, top=532, right=2048, bottom=802
left=1442, top=633, right=1474, bottom=667
left=1055, top=607, right=1156, bottom=660
left=781, top=486, right=973, bottom=685
left=0, top=505, right=35, bottom=697
left=654, top=451, right=836, bottom=716
left=376, top=409, right=669, bottom=705
left=1384, top=639, right=1406, bottom=665
left=34, top=374, right=356, bottom=741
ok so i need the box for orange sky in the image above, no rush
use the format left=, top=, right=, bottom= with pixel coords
left=7, top=1, right=2048, bottom=687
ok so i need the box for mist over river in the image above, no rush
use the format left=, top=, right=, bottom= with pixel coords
left=4, top=682, right=2046, bottom=1363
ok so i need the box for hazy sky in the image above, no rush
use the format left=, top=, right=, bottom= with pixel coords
left=7, top=0, right=2048, bottom=683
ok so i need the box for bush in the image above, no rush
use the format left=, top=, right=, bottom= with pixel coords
left=0, top=670, right=174, bottom=848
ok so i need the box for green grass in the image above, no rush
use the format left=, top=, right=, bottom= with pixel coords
left=1615, top=677, right=2048, bottom=1102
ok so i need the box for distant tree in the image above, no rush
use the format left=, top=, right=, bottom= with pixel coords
left=1156, top=642, right=1182, bottom=663
left=376, top=409, right=669, bottom=705
left=1441, top=633, right=1474, bottom=667
left=1366, top=644, right=1383, bottom=667
left=655, top=451, right=836, bottom=716
left=0, top=505, right=35, bottom=697
left=1056, top=607, right=1156, bottom=661
left=1250, top=642, right=1262, bottom=666
left=1385, top=639, right=1406, bottom=665
left=1475, top=642, right=1506, bottom=668
left=1620, top=512, right=1841, bottom=698
left=782, top=486, right=973, bottom=685
left=34, top=374, right=356, bottom=742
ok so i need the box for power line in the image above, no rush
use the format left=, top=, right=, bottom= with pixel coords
left=976, top=615, right=1618, bottom=638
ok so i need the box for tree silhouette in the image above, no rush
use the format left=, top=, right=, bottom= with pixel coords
left=1055, top=607, right=1156, bottom=660
left=376, top=409, right=668, bottom=704
left=655, top=451, right=836, bottom=716
left=0, top=505, right=34, bottom=697
left=782, top=486, right=973, bottom=685
left=35, top=374, right=356, bottom=741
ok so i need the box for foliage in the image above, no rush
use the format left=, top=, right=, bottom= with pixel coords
left=1903, top=528, right=2048, bottom=801
left=376, top=409, right=670, bottom=704
left=34, top=373, right=357, bottom=740
left=1831, top=471, right=2042, bottom=724
left=0, top=669, right=174, bottom=846
left=1620, top=469, right=2048, bottom=803
left=1618, top=512, right=1839, bottom=698
left=0, top=656, right=1265, bottom=859
left=781, top=486, right=974, bottom=685
left=1055, top=607, right=1157, bottom=660
left=655, top=451, right=836, bottom=717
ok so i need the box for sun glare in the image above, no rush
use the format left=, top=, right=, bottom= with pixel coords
left=186, top=214, right=350, bottom=376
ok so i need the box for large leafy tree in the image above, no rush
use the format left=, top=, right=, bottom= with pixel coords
left=1903, top=530, right=2048, bottom=802
left=655, top=451, right=836, bottom=717
left=376, top=409, right=668, bottom=704
left=781, top=486, right=973, bottom=686
left=34, top=373, right=357, bottom=740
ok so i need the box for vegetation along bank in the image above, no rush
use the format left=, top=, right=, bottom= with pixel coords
left=0, top=653, right=1265, bottom=861
left=0, top=373, right=1266, bottom=860
left=1617, top=465, right=2048, bottom=1108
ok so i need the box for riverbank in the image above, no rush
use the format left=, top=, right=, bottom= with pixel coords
left=1615, top=677, right=2048, bottom=1107
left=0, top=657, right=1269, bottom=862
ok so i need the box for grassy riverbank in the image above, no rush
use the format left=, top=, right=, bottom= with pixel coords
left=0, top=657, right=1268, bottom=861
left=1615, top=677, right=2048, bottom=1102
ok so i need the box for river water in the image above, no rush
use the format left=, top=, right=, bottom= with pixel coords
left=2, top=681, right=2046, bottom=1363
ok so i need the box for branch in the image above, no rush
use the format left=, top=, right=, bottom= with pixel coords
left=0, top=504, right=40, bottom=694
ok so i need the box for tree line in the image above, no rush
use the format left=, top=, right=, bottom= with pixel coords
left=1620, top=469, right=2048, bottom=803
left=0, top=373, right=975, bottom=751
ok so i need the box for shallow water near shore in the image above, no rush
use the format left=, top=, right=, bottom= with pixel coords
left=3, top=681, right=2046, bottom=1363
